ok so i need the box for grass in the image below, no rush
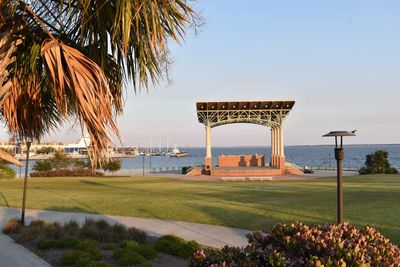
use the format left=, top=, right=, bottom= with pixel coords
left=0, top=174, right=399, bottom=244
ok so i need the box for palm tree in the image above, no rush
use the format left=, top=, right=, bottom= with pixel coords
left=0, top=0, right=197, bottom=223
left=0, top=0, right=196, bottom=164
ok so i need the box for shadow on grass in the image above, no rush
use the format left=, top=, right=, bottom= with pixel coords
left=80, top=180, right=111, bottom=187
left=44, top=206, right=99, bottom=214
left=0, top=192, right=9, bottom=207
left=186, top=202, right=329, bottom=233
left=31, top=186, right=98, bottom=214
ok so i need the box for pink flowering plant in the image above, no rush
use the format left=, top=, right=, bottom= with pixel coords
left=190, top=222, right=400, bottom=267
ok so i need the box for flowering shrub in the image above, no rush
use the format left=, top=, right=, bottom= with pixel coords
left=30, top=168, right=103, bottom=177
left=190, top=222, right=400, bottom=267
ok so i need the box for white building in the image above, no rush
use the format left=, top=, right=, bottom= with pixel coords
left=64, top=137, right=91, bottom=155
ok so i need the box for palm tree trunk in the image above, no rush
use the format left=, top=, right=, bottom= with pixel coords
left=21, top=141, right=31, bottom=225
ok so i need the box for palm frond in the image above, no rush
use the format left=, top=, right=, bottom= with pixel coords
left=0, top=0, right=198, bottom=166
left=41, top=39, right=119, bottom=166
left=0, top=148, right=23, bottom=167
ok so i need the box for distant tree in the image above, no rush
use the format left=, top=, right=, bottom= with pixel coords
left=73, top=159, right=89, bottom=169
left=102, top=159, right=121, bottom=173
left=32, top=160, right=52, bottom=172
left=359, top=150, right=398, bottom=175
left=36, top=147, right=56, bottom=154
left=52, top=151, right=73, bottom=170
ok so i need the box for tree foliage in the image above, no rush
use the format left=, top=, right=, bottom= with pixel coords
left=36, top=147, right=56, bottom=154
left=32, top=160, right=52, bottom=172
left=359, top=150, right=398, bottom=175
left=0, top=0, right=197, bottom=167
left=101, top=159, right=121, bottom=173
left=32, top=151, right=89, bottom=171
left=0, top=159, right=16, bottom=179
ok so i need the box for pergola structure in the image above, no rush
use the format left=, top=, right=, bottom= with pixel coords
left=196, top=100, right=295, bottom=175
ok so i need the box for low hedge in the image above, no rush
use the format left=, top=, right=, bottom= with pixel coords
left=30, top=168, right=103, bottom=177
left=190, top=222, right=400, bottom=266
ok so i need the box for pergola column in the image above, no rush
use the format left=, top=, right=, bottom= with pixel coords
left=276, top=123, right=285, bottom=169
left=270, top=127, right=276, bottom=167
left=270, top=124, right=286, bottom=169
left=205, top=125, right=212, bottom=174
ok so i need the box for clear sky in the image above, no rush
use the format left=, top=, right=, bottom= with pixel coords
left=2, top=1, right=400, bottom=147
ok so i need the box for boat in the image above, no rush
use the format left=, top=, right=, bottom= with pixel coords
left=169, top=146, right=188, bottom=158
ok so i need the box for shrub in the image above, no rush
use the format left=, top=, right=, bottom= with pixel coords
left=114, top=241, right=156, bottom=262
left=126, top=227, right=148, bottom=244
left=42, top=222, right=63, bottom=239
left=109, top=223, right=128, bottom=242
left=359, top=150, right=398, bottom=175
left=102, top=242, right=116, bottom=250
left=17, top=225, right=43, bottom=243
left=0, top=166, right=16, bottom=179
left=121, top=240, right=140, bottom=250
left=63, top=220, right=80, bottom=236
left=37, top=237, right=78, bottom=250
left=102, top=159, right=121, bottom=173
left=74, top=239, right=103, bottom=260
left=60, top=250, right=93, bottom=266
left=95, top=219, right=111, bottom=230
left=119, top=250, right=145, bottom=266
left=190, top=222, right=400, bottom=267
left=2, top=218, right=22, bottom=234
left=136, top=244, right=157, bottom=260
left=32, top=160, right=53, bottom=172
left=16, top=220, right=62, bottom=244
left=154, top=235, right=200, bottom=258
left=29, top=220, right=45, bottom=227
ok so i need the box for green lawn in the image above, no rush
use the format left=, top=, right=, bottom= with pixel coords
left=0, top=174, right=399, bottom=244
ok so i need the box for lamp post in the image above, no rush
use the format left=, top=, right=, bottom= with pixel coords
left=322, top=130, right=356, bottom=224
left=21, top=137, right=33, bottom=225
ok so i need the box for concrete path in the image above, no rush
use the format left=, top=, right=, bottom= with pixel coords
left=0, top=233, right=51, bottom=267
left=0, top=207, right=251, bottom=264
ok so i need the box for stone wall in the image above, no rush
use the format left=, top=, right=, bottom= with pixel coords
left=218, top=155, right=265, bottom=167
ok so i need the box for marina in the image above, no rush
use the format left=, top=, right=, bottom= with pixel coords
left=9, top=144, right=400, bottom=176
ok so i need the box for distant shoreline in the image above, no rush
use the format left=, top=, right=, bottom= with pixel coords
left=180, top=143, right=400, bottom=149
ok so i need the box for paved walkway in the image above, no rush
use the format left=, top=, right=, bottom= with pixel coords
left=0, top=207, right=251, bottom=266
left=0, top=233, right=51, bottom=267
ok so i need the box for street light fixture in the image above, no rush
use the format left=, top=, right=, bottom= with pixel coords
left=322, top=130, right=356, bottom=224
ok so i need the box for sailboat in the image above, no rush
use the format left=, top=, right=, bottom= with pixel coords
left=169, top=145, right=188, bottom=158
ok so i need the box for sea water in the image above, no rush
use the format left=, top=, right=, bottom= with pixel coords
left=12, top=144, right=400, bottom=175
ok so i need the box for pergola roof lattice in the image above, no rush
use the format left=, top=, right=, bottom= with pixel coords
left=196, top=101, right=295, bottom=128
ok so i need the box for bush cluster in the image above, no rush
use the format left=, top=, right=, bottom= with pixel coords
left=190, top=222, right=400, bottom=267
left=2, top=218, right=22, bottom=234
left=112, top=240, right=157, bottom=266
left=154, top=235, right=200, bottom=258
left=3, top=217, right=198, bottom=266
left=101, top=159, right=122, bottom=173
left=30, top=168, right=104, bottom=177
left=359, top=150, right=398, bottom=175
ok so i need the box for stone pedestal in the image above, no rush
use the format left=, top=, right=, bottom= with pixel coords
left=277, top=156, right=285, bottom=169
